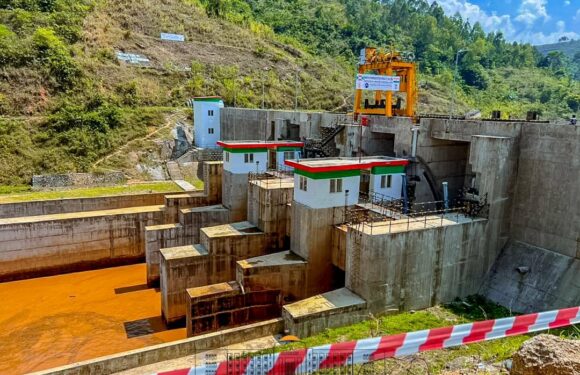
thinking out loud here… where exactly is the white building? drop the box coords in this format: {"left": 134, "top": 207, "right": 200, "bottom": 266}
{"left": 285, "top": 157, "right": 409, "bottom": 209}
{"left": 193, "top": 97, "right": 224, "bottom": 148}
{"left": 217, "top": 140, "right": 304, "bottom": 174}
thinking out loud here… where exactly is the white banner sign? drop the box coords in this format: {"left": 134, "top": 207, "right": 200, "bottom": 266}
{"left": 356, "top": 74, "right": 400, "bottom": 91}
{"left": 160, "top": 33, "right": 185, "bottom": 42}
{"left": 116, "top": 52, "right": 151, "bottom": 65}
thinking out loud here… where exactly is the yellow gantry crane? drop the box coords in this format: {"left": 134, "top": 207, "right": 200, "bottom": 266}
{"left": 353, "top": 48, "right": 418, "bottom": 119}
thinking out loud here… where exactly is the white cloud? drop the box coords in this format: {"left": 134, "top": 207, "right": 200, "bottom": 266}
{"left": 564, "top": 0, "right": 570, "bottom": 5}
{"left": 514, "top": 0, "right": 550, "bottom": 26}
{"left": 517, "top": 30, "right": 579, "bottom": 44}
{"left": 433, "top": 0, "right": 516, "bottom": 37}
{"left": 431, "top": 0, "right": 578, "bottom": 45}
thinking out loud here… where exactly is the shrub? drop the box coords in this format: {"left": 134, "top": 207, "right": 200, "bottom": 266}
{"left": 32, "top": 27, "right": 80, "bottom": 88}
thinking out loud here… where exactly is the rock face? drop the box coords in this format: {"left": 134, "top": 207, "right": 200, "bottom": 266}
{"left": 511, "top": 334, "right": 580, "bottom": 375}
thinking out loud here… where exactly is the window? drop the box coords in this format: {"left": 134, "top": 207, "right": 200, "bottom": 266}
{"left": 208, "top": 128, "right": 214, "bottom": 134}
{"left": 208, "top": 110, "right": 214, "bottom": 116}
{"left": 299, "top": 176, "right": 308, "bottom": 191}
{"left": 244, "top": 153, "right": 254, "bottom": 164}
{"left": 283, "top": 151, "right": 295, "bottom": 160}
{"left": 330, "top": 178, "right": 343, "bottom": 193}
{"left": 380, "top": 175, "right": 392, "bottom": 189}
{"left": 225, "top": 152, "right": 229, "bottom": 162}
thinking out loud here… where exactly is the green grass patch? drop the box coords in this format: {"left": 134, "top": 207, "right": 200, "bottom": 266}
{"left": 0, "top": 181, "right": 181, "bottom": 203}
{"left": 257, "top": 296, "right": 578, "bottom": 374}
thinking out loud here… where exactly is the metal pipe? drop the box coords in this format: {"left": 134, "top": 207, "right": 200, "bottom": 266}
{"left": 442, "top": 181, "right": 449, "bottom": 211}
{"left": 411, "top": 126, "right": 420, "bottom": 158}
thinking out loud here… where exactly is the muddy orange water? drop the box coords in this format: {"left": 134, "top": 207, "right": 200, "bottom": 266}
{"left": 0, "top": 264, "right": 185, "bottom": 374}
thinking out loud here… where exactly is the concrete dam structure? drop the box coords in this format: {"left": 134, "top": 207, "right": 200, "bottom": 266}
{"left": 0, "top": 106, "right": 577, "bottom": 373}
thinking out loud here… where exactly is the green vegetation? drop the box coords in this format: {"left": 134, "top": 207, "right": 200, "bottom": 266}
{"left": 0, "top": 181, "right": 181, "bottom": 203}
{"left": 0, "top": 0, "right": 578, "bottom": 186}
{"left": 262, "top": 296, "right": 578, "bottom": 373}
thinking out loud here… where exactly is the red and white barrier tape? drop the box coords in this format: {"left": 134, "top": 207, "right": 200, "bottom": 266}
{"left": 159, "top": 306, "right": 580, "bottom": 375}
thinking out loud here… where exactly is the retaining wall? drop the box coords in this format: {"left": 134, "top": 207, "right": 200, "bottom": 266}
{"left": 34, "top": 318, "right": 284, "bottom": 375}
{"left": 0, "top": 192, "right": 173, "bottom": 219}
{"left": 0, "top": 206, "right": 164, "bottom": 281}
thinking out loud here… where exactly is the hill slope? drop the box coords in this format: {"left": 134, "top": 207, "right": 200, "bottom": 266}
{"left": 536, "top": 39, "right": 580, "bottom": 58}
{"left": 0, "top": 0, "right": 578, "bottom": 187}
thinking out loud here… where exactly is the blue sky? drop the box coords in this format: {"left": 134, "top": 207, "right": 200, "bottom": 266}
{"left": 432, "top": 0, "right": 579, "bottom": 44}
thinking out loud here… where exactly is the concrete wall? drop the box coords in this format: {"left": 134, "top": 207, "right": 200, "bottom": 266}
{"left": 0, "top": 192, "right": 173, "bottom": 219}
{"left": 179, "top": 205, "right": 231, "bottom": 244}
{"left": 186, "top": 282, "right": 281, "bottom": 336}
{"left": 346, "top": 219, "right": 489, "bottom": 313}
{"left": 282, "top": 288, "right": 367, "bottom": 338}
{"left": 291, "top": 203, "right": 346, "bottom": 296}
{"left": 247, "top": 179, "right": 293, "bottom": 248}
{"left": 237, "top": 251, "right": 308, "bottom": 304}
{"left": 36, "top": 318, "right": 284, "bottom": 375}
{"left": 0, "top": 206, "right": 164, "bottom": 281}
{"left": 147, "top": 162, "right": 225, "bottom": 286}
{"left": 146, "top": 206, "right": 230, "bottom": 287}
{"left": 482, "top": 241, "right": 580, "bottom": 313}
{"left": 145, "top": 223, "right": 186, "bottom": 287}
{"left": 160, "top": 245, "right": 210, "bottom": 324}
{"left": 221, "top": 107, "right": 347, "bottom": 142}
{"left": 222, "top": 171, "right": 249, "bottom": 222}
{"left": 331, "top": 226, "right": 347, "bottom": 271}
{"left": 509, "top": 124, "right": 579, "bottom": 258}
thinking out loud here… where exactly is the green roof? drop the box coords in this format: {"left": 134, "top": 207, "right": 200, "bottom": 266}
{"left": 193, "top": 97, "right": 223, "bottom": 102}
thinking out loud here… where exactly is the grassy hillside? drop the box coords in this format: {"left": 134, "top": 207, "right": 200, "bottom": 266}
{"left": 0, "top": 0, "right": 578, "bottom": 187}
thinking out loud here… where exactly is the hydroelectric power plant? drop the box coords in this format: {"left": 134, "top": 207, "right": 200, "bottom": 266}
{"left": 0, "top": 89, "right": 578, "bottom": 373}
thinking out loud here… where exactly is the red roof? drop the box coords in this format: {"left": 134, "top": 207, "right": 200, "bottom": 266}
{"left": 217, "top": 141, "right": 304, "bottom": 149}
{"left": 285, "top": 158, "right": 408, "bottom": 173}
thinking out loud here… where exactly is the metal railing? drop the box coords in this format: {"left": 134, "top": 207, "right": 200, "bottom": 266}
{"left": 346, "top": 191, "right": 488, "bottom": 235}
{"left": 247, "top": 165, "right": 295, "bottom": 183}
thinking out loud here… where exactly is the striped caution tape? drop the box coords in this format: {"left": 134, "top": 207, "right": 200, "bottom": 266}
{"left": 159, "top": 306, "right": 580, "bottom": 375}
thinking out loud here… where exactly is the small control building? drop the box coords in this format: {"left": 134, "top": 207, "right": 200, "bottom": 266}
{"left": 285, "top": 157, "right": 409, "bottom": 209}
{"left": 217, "top": 140, "right": 304, "bottom": 221}
{"left": 193, "top": 97, "right": 224, "bottom": 148}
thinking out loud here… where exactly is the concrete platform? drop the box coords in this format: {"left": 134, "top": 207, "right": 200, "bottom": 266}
{"left": 282, "top": 288, "right": 367, "bottom": 338}
{"left": 237, "top": 251, "right": 307, "bottom": 303}
{"left": 355, "top": 213, "right": 485, "bottom": 235}
{"left": 0, "top": 204, "right": 164, "bottom": 225}
{"left": 160, "top": 245, "right": 210, "bottom": 324}
{"left": 201, "top": 221, "right": 261, "bottom": 237}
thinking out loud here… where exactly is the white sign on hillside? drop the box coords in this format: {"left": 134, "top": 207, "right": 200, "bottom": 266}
{"left": 356, "top": 74, "right": 400, "bottom": 91}
{"left": 160, "top": 33, "right": 185, "bottom": 42}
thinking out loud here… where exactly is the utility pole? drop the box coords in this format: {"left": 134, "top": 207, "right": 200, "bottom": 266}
{"left": 450, "top": 49, "right": 468, "bottom": 119}
{"left": 261, "top": 67, "right": 269, "bottom": 110}
{"left": 294, "top": 69, "right": 299, "bottom": 110}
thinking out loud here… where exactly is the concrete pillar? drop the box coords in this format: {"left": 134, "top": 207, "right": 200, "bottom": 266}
{"left": 290, "top": 203, "right": 346, "bottom": 296}
{"left": 145, "top": 224, "right": 185, "bottom": 286}
{"left": 469, "top": 135, "right": 518, "bottom": 259}
{"left": 247, "top": 178, "right": 293, "bottom": 249}
{"left": 222, "top": 171, "right": 249, "bottom": 222}
{"left": 160, "top": 245, "right": 210, "bottom": 325}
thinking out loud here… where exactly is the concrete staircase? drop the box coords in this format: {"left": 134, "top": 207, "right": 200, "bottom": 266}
{"left": 166, "top": 161, "right": 184, "bottom": 180}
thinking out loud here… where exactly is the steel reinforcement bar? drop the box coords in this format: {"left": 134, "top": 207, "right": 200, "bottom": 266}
{"left": 156, "top": 306, "right": 580, "bottom": 375}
